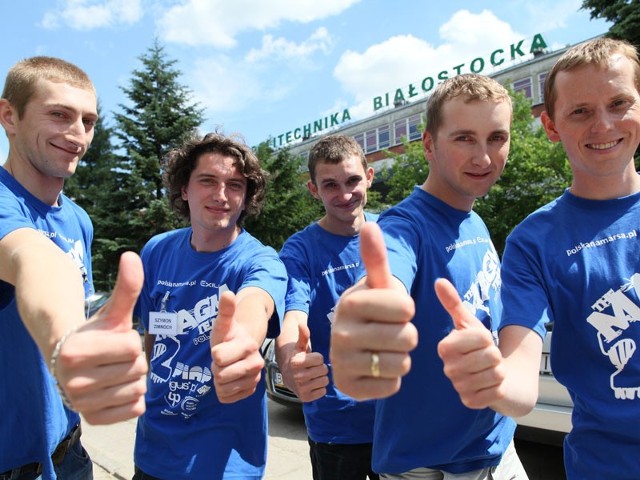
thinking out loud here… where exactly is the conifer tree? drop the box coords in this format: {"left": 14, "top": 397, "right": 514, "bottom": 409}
{"left": 112, "top": 39, "right": 204, "bottom": 263}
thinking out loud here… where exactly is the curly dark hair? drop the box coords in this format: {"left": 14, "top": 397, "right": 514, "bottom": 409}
{"left": 163, "top": 131, "right": 267, "bottom": 226}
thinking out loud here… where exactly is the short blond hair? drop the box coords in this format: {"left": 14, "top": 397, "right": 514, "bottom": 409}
{"left": 544, "top": 37, "right": 640, "bottom": 119}
{"left": 426, "top": 73, "right": 512, "bottom": 136}
{"left": 2, "top": 56, "right": 95, "bottom": 118}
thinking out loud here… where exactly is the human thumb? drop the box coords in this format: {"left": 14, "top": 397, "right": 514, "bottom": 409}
{"left": 295, "top": 322, "right": 311, "bottom": 353}
{"left": 361, "top": 222, "right": 393, "bottom": 289}
{"left": 93, "top": 251, "right": 143, "bottom": 332}
{"left": 210, "top": 290, "right": 237, "bottom": 346}
{"left": 434, "top": 278, "right": 483, "bottom": 330}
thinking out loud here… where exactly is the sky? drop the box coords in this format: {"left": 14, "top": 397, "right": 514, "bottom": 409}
{"left": 0, "top": 0, "right": 612, "bottom": 163}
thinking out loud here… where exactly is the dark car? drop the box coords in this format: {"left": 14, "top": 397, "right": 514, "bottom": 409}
{"left": 85, "top": 291, "right": 144, "bottom": 334}
{"left": 262, "top": 338, "right": 302, "bottom": 407}
{"left": 85, "top": 291, "right": 110, "bottom": 317}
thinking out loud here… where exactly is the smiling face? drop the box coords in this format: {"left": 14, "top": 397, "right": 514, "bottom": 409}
{"left": 541, "top": 54, "right": 640, "bottom": 199}
{"left": 422, "top": 96, "right": 511, "bottom": 211}
{"left": 0, "top": 78, "right": 97, "bottom": 203}
{"left": 181, "top": 152, "right": 247, "bottom": 251}
{"left": 307, "top": 155, "right": 374, "bottom": 236}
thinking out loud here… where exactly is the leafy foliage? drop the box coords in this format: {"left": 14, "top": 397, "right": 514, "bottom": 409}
{"left": 70, "top": 41, "right": 204, "bottom": 288}
{"left": 581, "top": 0, "right": 640, "bottom": 48}
{"left": 245, "top": 143, "right": 323, "bottom": 250}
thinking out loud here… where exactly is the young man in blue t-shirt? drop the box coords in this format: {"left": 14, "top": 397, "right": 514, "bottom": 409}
{"left": 133, "top": 132, "right": 287, "bottom": 479}
{"left": 0, "top": 56, "right": 147, "bottom": 480}
{"left": 277, "top": 134, "right": 378, "bottom": 480}
{"left": 436, "top": 38, "right": 640, "bottom": 480}
{"left": 330, "top": 75, "right": 528, "bottom": 479}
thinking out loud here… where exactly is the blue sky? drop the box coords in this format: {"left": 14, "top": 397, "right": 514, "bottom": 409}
{"left": 1, "top": 0, "right": 611, "bottom": 163}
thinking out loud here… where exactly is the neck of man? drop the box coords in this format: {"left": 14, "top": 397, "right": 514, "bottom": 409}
{"left": 189, "top": 225, "right": 240, "bottom": 253}
{"left": 318, "top": 212, "right": 366, "bottom": 237}
{"left": 3, "top": 159, "right": 63, "bottom": 206}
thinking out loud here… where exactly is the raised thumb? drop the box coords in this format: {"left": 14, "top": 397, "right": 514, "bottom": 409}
{"left": 210, "top": 290, "right": 237, "bottom": 346}
{"left": 295, "top": 322, "right": 311, "bottom": 353}
{"left": 434, "top": 278, "right": 482, "bottom": 330}
{"left": 361, "top": 223, "right": 393, "bottom": 290}
{"left": 94, "top": 251, "right": 143, "bottom": 332}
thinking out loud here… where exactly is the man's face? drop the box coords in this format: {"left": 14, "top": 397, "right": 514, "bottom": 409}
{"left": 423, "top": 96, "right": 511, "bottom": 211}
{"left": 181, "top": 152, "right": 247, "bottom": 235}
{"left": 541, "top": 54, "right": 640, "bottom": 198}
{"left": 307, "top": 155, "right": 374, "bottom": 228}
{"left": 1, "top": 79, "right": 97, "bottom": 180}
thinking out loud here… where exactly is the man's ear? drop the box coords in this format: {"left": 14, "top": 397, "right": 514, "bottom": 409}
{"left": 307, "top": 179, "right": 320, "bottom": 200}
{"left": 0, "top": 99, "right": 18, "bottom": 134}
{"left": 422, "top": 130, "right": 435, "bottom": 162}
{"left": 541, "top": 111, "right": 561, "bottom": 143}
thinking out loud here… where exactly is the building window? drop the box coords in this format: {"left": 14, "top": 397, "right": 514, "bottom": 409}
{"left": 513, "top": 77, "right": 532, "bottom": 99}
{"left": 407, "top": 114, "right": 422, "bottom": 141}
{"left": 393, "top": 118, "right": 408, "bottom": 145}
{"left": 353, "top": 133, "right": 365, "bottom": 152}
{"left": 378, "top": 124, "right": 390, "bottom": 150}
{"left": 538, "top": 72, "right": 547, "bottom": 103}
{"left": 366, "top": 129, "right": 377, "bottom": 153}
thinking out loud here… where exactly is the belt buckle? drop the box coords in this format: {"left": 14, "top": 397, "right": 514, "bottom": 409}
{"left": 52, "top": 423, "right": 82, "bottom": 465}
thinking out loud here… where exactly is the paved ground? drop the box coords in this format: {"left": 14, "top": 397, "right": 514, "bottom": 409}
{"left": 84, "top": 400, "right": 311, "bottom": 480}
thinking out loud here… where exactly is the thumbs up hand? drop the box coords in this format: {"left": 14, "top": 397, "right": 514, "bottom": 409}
{"left": 54, "top": 251, "right": 148, "bottom": 425}
{"left": 435, "top": 278, "right": 506, "bottom": 409}
{"left": 210, "top": 291, "right": 265, "bottom": 404}
{"left": 330, "top": 222, "right": 417, "bottom": 400}
{"left": 276, "top": 317, "right": 329, "bottom": 402}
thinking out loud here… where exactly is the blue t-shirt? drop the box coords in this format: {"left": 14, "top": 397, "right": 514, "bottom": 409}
{"left": 0, "top": 168, "right": 93, "bottom": 479}
{"left": 134, "top": 227, "right": 287, "bottom": 479}
{"left": 373, "top": 187, "right": 515, "bottom": 474}
{"left": 279, "top": 214, "right": 377, "bottom": 444}
{"left": 501, "top": 189, "right": 640, "bottom": 480}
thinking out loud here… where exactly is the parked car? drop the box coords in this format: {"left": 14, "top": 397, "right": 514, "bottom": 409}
{"left": 84, "top": 291, "right": 144, "bottom": 334}
{"left": 262, "top": 338, "right": 302, "bottom": 408}
{"left": 85, "top": 291, "right": 110, "bottom": 317}
{"left": 263, "top": 325, "right": 574, "bottom": 445}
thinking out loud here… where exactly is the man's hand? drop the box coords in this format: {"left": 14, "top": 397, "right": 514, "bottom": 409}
{"left": 53, "top": 251, "right": 148, "bottom": 425}
{"left": 279, "top": 322, "right": 329, "bottom": 402}
{"left": 435, "top": 278, "right": 506, "bottom": 409}
{"left": 330, "top": 222, "right": 417, "bottom": 400}
{"left": 210, "top": 291, "right": 265, "bottom": 403}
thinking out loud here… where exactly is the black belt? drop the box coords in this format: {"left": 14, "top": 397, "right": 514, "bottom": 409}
{"left": 0, "top": 424, "right": 82, "bottom": 479}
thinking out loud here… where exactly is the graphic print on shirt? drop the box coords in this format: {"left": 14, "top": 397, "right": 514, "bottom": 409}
{"left": 586, "top": 273, "right": 640, "bottom": 400}
{"left": 151, "top": 284, "right": 229, "bottom": 417}
{"left": 461, "top": 248, "right": 501, "bottom": 321}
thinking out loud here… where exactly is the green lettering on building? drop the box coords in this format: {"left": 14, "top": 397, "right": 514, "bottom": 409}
{"left": 269, "top": 33, "right": 547, "bottom": 148}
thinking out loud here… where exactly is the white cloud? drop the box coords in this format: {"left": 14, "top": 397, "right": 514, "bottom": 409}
{"left": 333, "top": 9, "right": 524, "bottom": 120}
{"left": 188, "top": 54, "right": 290, "bottom": 115}
{"left": 245, "top": 27, "right": 333, "bottom": 63}
{"left": 158, "top": 0, "right": 360, "bottom": 48}
{"left": 41, "top": 0, "right": 142, "bottom": 30}
{"left": 189, "top": 26, "right": 335, "bottom": 116}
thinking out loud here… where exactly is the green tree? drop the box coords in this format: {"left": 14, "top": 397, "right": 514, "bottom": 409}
{"left": 245, "top": 143, "right": 323, "bottom": 250}
{"left": 380, "top": 135, "right": 429, "bottom": 206}
{"left": 111, "top": 40, "right": 204, "bottom": 267}
{"left": 64, "top": 104, "right": 125, "bottom": 290}
{"left": 581, "top": 0, "right": 640, "bottom": 48}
